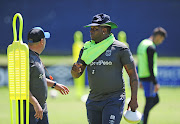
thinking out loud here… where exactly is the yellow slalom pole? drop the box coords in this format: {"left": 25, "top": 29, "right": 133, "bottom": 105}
{"left": 10, "top": 100, "right": 13, "bottom": 124}
{"left": 7, "top": 13, "right": 29, "bottom": 124}
{"left": 118, "top": 31, "right": 130, "bottom": 102}
{"left": 20, "top": 100, "right": 24, "bottom": 124}
{"left": 118, "top": 31, "right": 129, "bottom": 47}
{"left": 16, "top": 100, "right": 19, "bottom": 124}
{"left": 72, "top": 31, "right": 85, "bottom": 99}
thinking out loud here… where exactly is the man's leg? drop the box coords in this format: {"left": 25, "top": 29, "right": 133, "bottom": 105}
{"left": 143, "top": 94, "right": 159, "bottom": 124}
{"left": 86, "top": 98, "right": 102, "bottom": 124}
{"left": 102, "top": 97, "right": 125, "bottom": 124}
{"left": 142, "top": 81, "right": 159, "bottom": 124}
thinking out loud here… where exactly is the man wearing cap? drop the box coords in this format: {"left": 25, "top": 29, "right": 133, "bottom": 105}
{"left": 28, "top": 27, "right": 69, "bottom": 124}
{"left": 137, "top": 27, "right": 167, "bottom": 124}
{"left": 71, "top": 13, "right": 139, "bottom": 124}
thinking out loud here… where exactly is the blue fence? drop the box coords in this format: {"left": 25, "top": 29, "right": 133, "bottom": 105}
{"left": 157, "top": 66, "right": 180, "bottom": 86}
{"left": 1, "top": 66, "right": 180, "bottom": 87}
{"left": 0, "top": 0, "right": 180, "bottom": 56}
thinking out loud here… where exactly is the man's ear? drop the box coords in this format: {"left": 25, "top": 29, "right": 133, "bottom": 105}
{"left": 40, "top": 38, "right": 44, "bottom": 45}
{"left": 102, "top": 28, "right": 108, "bottom": 34}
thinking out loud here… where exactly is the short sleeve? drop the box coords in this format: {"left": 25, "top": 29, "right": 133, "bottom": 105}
{"left": 77, "top": 48, "right": 87, "bottom": 66}
{"left": 29, "top": 57, "right": 35, "bottom": 74}
{"left": 120, "top": 48, "right": 134, "bottom": 66}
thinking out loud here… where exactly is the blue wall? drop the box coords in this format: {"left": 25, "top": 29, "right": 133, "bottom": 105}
{"left": 0, "top": 0, "right": 180, "bottom": 56}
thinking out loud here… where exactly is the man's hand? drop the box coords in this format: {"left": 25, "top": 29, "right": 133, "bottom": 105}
{"left": 128, "top": 98, "right": 138, "bottom": 112}
{"left": 54, "top": 83, "right": 70, "bottom": 95}
{"left": 71, "top": 63, "right": 86, "bottom": 78}
{"left": 154, "top": 83, "right": 160, "bottom": 93}
{"left": 72, "top": 63, "right": 83, "bottom": 73}
{"left": 33, "top": 102, "right": 43, "bottom": 120}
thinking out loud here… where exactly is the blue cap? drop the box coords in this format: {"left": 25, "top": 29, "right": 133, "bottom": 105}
{"left": 28, "top": 27, "right": 50, "bottom": 43}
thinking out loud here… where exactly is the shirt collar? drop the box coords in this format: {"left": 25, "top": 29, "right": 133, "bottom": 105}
{"left": 30, "top": 49, "right": 40, "bottom": 56}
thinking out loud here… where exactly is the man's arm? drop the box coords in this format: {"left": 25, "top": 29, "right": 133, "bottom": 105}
{"left": 46, "top": 78, "right": 69, "bottom": 95}
{"left": 147, "top": 46, "right": 157, "bottom": 84}
{"left": 124, "top": 61, "right": 139, "bottom": 111}
{"left": 71, "top": 48, "right": 87, "bottom": 78}
{"left": 29, "top": 91, "right": 43, "bottom": 120}
{"left": 147, "top": 46, "right": 160, "bottom": 92}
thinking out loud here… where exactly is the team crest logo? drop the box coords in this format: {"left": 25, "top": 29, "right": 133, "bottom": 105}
{"left": 105, "top": 50, "right": 111, "bottom": 56}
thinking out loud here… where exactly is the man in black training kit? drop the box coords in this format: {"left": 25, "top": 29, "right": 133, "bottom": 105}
{"left": 71, "top": 13, "right": 139, "bottom": 124}
{"left": 137, "top": 27, "right": 167, "bottom": 124}
{"left": 28, "top": 27, "right": 69, "bottom": 124}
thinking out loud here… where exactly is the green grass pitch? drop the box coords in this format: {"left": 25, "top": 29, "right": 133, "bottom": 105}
{"left": 1, "top": 54, "right": 180, "bottom": 123}
{"left": 0, "top": 86, "right": 180, "bottom": 124}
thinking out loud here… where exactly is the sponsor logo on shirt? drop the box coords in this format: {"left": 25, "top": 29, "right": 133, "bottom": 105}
{"left": 90, "top": 60, "right": 113, "bottom": 66}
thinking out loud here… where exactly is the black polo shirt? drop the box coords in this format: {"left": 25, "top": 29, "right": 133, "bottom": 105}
{"left": 29, "top": 50, "right": 48, "bottom": 113}
{"left": 78, "top": 40, "right": 134, "bottom": 101}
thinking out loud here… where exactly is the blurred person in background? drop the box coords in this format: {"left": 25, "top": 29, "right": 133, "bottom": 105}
{"left": 27, "top": 27, "right": 69, "bottom": 124}
{"left": 71, "top": 13, "right": 139, "bottom": 124}
{"left": 137, "top": 27, "right": 167, "bottom": 124}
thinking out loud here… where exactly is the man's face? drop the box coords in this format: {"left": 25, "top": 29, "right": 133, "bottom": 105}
{"left": 90, "top": 26, "right": 104, "bottom": 42}
{"left": 153, "top": 35, "right": 165, "bottom": 45}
